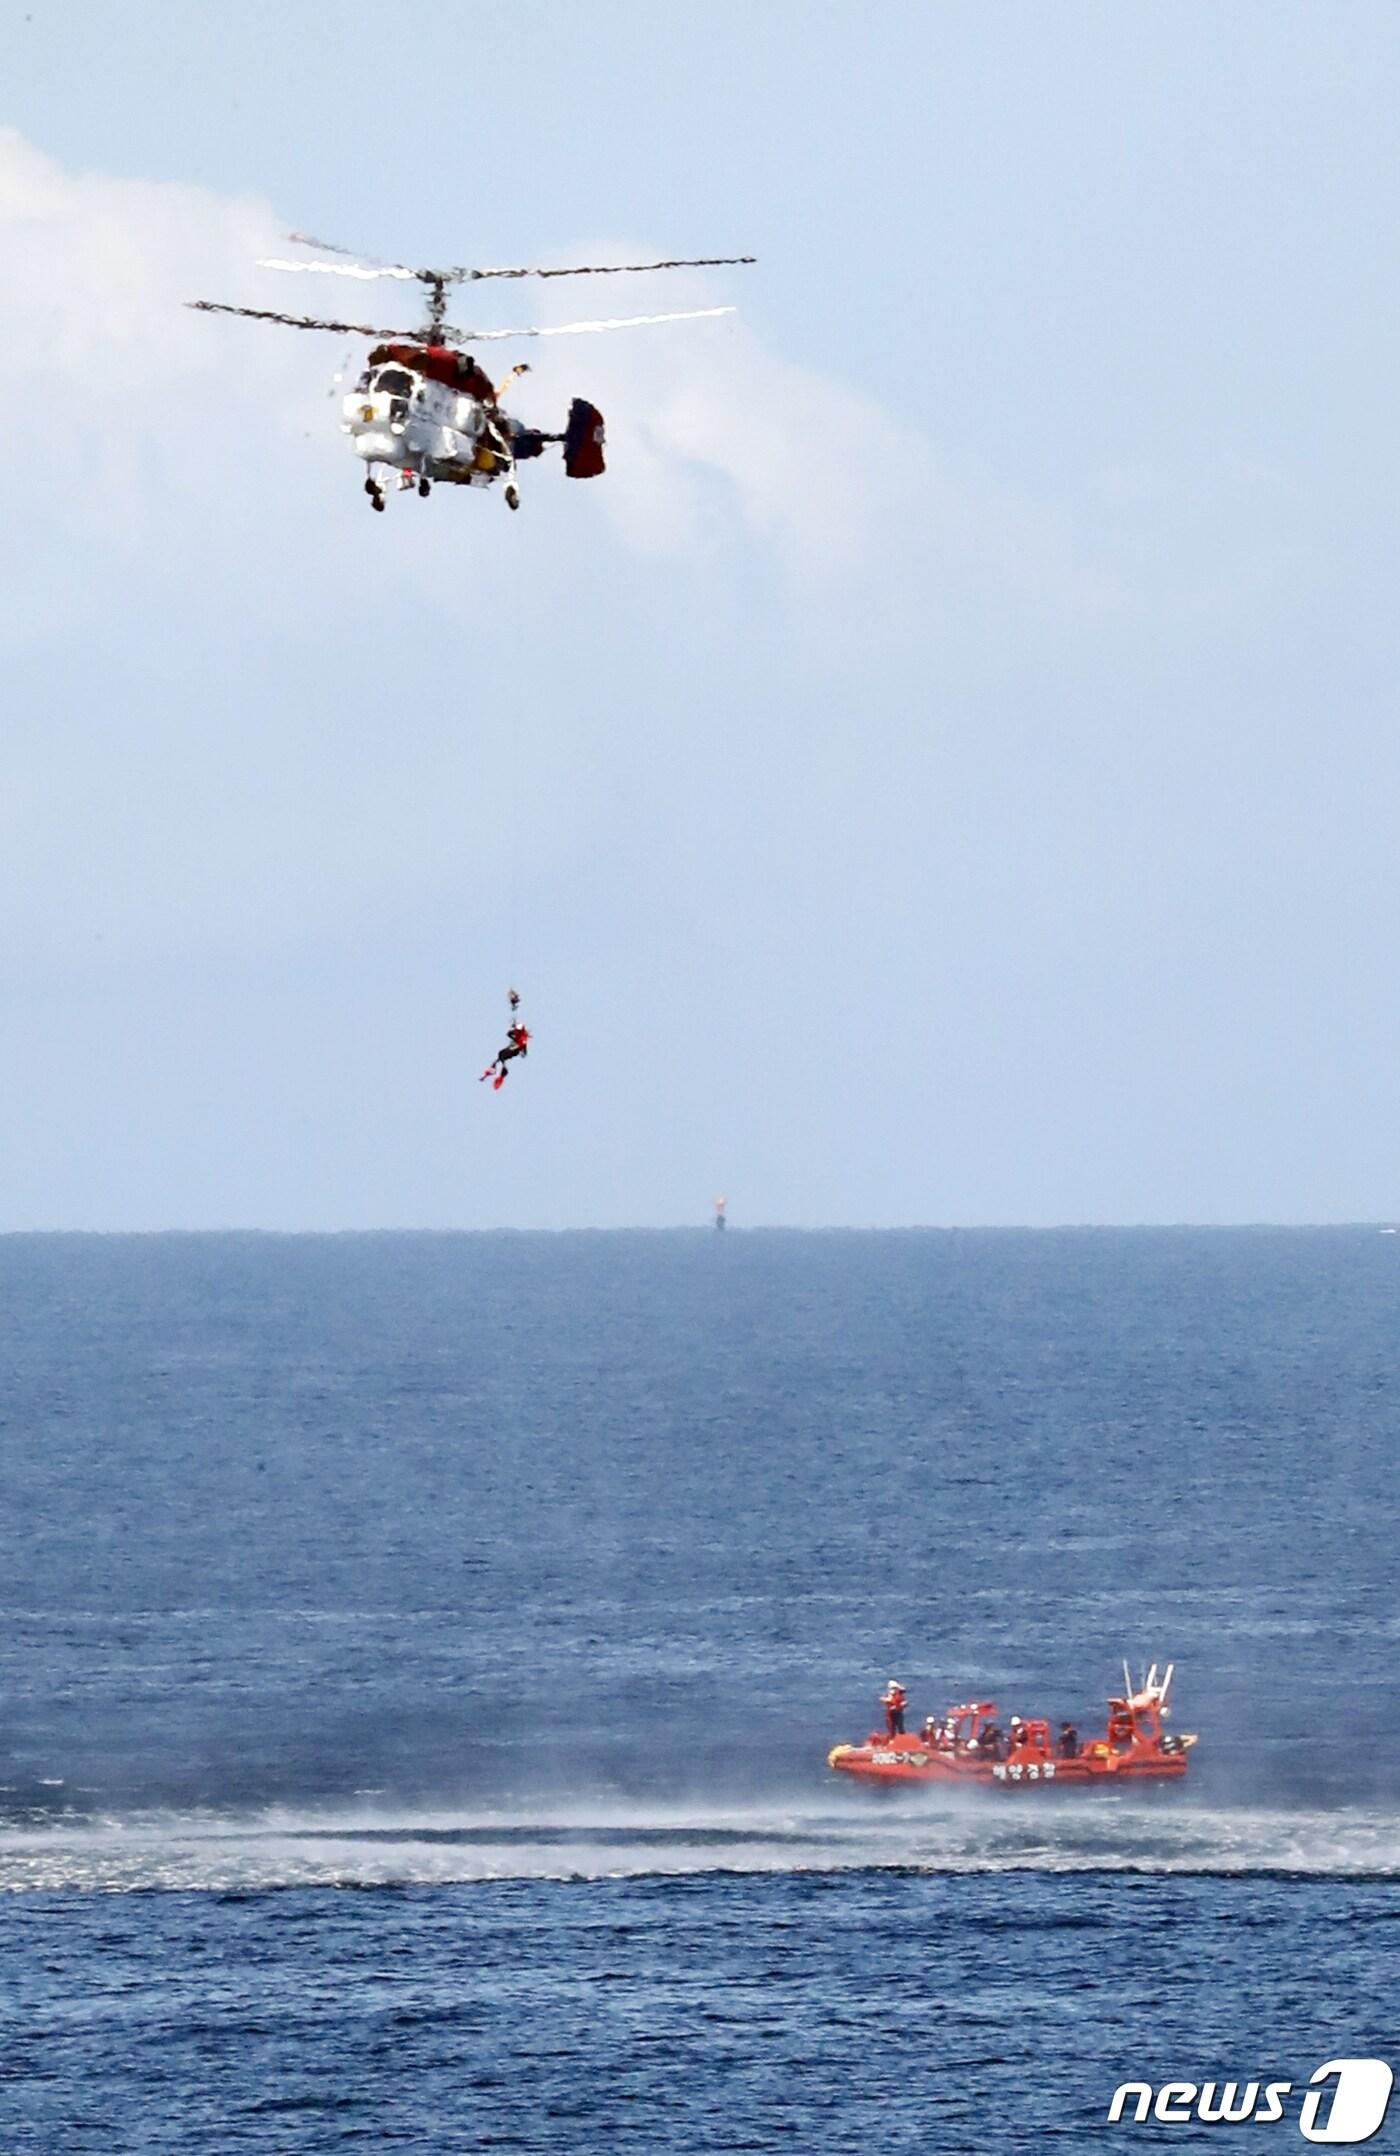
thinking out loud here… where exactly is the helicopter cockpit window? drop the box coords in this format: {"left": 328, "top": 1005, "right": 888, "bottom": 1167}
{"left": 374, "top": 369, "right": 414, "bottom": 397}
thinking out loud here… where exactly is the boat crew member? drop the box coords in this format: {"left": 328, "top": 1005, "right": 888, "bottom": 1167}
{"left": 920, "top": 1715, "right": 940, "bottom": 1750}
{"left": 1058, "top": 1721, "right": 1079, "bottom": 1759}
{"left": 881, "top": 1680, "right": 907, "bottom": 1737}
{"left": 1009, "top": 1715, "right": 1028, "bottom": 1749}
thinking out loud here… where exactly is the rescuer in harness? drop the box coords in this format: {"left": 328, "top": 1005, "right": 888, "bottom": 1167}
{"left": 880, "top": 1680, "right": 907, "bottom": 1737}
{"left": 481, "top": 990, "right": 530, "bottom": 1091}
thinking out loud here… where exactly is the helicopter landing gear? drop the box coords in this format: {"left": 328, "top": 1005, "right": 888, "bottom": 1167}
{"left": 505, "top": 483, "right": 520, "bottom": 512}
{"left": 418, "top": 477, "right": 431, "bottom": 499}
{"left": 364, "top": 476, "right": 386, "bottom": 513}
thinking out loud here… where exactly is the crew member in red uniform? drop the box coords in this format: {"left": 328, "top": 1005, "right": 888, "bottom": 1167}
{"left": 881, "top": 1680, "right": 907, "bottom": 1737}
{"left": 481, "top": 1016, "right": 531, "bottom": 1090}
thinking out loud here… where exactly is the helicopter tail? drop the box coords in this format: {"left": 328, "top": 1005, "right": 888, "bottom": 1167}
{"left": 563, "top": 399, "right": 606, "bottom": 479}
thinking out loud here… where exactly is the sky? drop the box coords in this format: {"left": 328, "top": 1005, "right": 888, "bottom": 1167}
{"left": 3, "top": 0, "right": 1400, "bottom": 1229}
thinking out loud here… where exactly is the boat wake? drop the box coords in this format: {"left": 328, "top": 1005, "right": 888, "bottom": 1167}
{"left": 3, "top": 1796, "right": 1399, "bottom": 1891}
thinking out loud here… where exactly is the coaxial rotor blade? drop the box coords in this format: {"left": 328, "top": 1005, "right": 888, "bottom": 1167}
{"left": 445, "top": 305, "right": 737, "bottom": 343}
{"left": 285, "top": 233, "right": 421, "bottom": 273}
{"left": 186, "top": 300, "right": 409, "bottom": 336}
{"left": 258, "top": 257, "right": 421, "bottom": 283}
{"left": 261, "top": 253, "right": 757, "bottom": 285}
{"left": 444, "top": 255, "right": 756, "bottom": 282}
{"left": 188, "top": 296, "right": 739, "bottom": 340}
{"left": 287, "top": 230, "right": 368, "bottom": 258}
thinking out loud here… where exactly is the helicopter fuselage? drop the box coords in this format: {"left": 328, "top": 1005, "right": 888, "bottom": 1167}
{"left": 343, "top": 362, "right": 514, "bottom": 492}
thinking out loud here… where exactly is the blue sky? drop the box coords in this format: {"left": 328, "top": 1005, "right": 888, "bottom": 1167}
{"left": 4, "top": 2, "right": 1400, "bottom": 1227}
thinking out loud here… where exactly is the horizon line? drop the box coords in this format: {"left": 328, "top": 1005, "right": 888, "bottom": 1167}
{"left": 1, "top": 1221, "right": 1395, "bottom": 1239}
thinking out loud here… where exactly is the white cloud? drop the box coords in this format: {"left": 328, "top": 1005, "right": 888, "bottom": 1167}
{"left": 547, "top": 313, "right": 930, "bottom": 573}
{"left": 0, "top": 130, "right": 301, "bottom": 476}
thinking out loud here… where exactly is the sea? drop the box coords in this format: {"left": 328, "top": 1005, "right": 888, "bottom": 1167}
{"left": 1, "top": 1227, "right": 1397, "bottom": 2152}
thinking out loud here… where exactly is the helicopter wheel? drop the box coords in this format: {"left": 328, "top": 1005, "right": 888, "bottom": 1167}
{"left": 418, "top": 478, "right": 431, "bottom": 499}
{"left": 505, "top": 484, "right": 520, "bottom": 512}
{"left": 372, "top": 493, "right": 385, "bottom": 512}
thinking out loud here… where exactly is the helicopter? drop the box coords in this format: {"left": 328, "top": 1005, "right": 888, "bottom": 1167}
{"left": 188, "top": 234, "right": 754, "bottom": 511}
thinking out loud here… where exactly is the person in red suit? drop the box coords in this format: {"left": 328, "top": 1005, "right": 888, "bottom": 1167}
{"left": 881, "top": 1680, "right": 907, "bottom": 1737}
{"left": 481, "top": 992, "right": 531, "bottom": 1091}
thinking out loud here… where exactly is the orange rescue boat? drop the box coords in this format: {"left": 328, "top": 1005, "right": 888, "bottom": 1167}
{"left": 829, "top": 1662, "right": 1197, "bottom": 1791}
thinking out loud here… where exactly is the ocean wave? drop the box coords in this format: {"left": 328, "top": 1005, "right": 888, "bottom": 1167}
{"left": 3, "top": 1797, "right": 1399, "bottom": 1892}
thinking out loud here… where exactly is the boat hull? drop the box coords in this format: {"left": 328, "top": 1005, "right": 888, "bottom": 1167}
{"left": 827, "top": 1735, "right": 1189, "bottom": 1791}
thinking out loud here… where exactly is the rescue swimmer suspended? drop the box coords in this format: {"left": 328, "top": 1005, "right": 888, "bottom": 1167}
{"left": 188, "top": 233, "right": 754, "bottom": 511}
{"left": 480, "top": 988, "right": 529, "bottom": 1092}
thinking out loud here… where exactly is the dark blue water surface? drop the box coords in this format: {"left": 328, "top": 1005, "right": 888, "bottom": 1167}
{"left": 1, "top": 1230, "right": 1397, "bottom": 2151}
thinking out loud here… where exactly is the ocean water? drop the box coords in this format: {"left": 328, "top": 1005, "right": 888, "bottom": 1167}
{"left": 1, "top": 1228, "right": 1397, "bottom": 2151}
